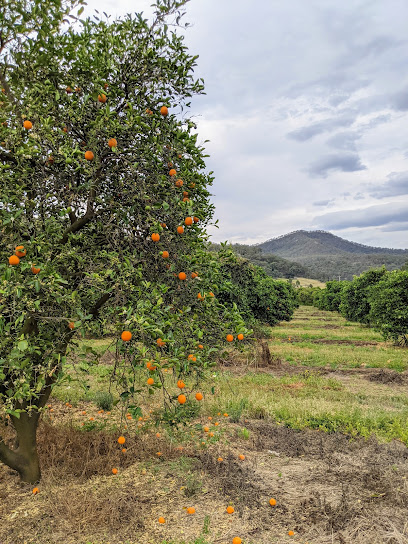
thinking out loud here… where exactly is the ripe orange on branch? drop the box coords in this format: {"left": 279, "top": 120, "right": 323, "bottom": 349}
{"left": 185, "top": 217, "right": 193, "bottom": 226}
{"left": 175, "top": 179, "right": 183, "bottom": 187}
{"left": 237, "top": 334, "right": 244, "bottom": 341}
{"left": 68, "top": 322, "right": 75, "bottom": 330}
{"left": 9, "top": 255, "right": 20, "bottom": 265}
{"left": 178, "top": 394, "right": 186, "bottom": 404}
{"left": 226, "top": 334, "right": 234, "bottom": 342}
{"left": 147, "top": 377, "right": 154, "bottom": 385}
{"left": 160, "top": 105, "right": 168, "bottom": 116}
{"left": 195, "top": 392, "right": 203, "bottom": 401}
{"left": 151, "top": 233, "right": 160, "bottom": 242}
{"left": 178, "top": 272, "right": 186, "bottom": 280}
{"left": 84, "top": 150, "right": 94, "bottom": 161}
{"left": 23, "top": 120, "right": 32, "bottom": 130}
{"left": 177, "top": 380, "right": 185, "bottom": 389}
{"left": 31, "top": 265, "right": 41, "bottom": 274}
{"left": 169, "top": 168, "right": 176, "bottom": 177}
{"left": 15, "top": 245, "right": 26, "bottom": 257}
{"left": 162, "top": 251, "right": 169, "bottom": 259}
{"left": 121, "top": 330, "right": 132, "bottom": 341}
{"left": 108, "top": 138, "right": 117, "bottom": 148}
{"left": 98, "top": 94, "right": 107, "bottom": 103}
{"left": 177, "top": 226, "right": 184, "bottom": 234}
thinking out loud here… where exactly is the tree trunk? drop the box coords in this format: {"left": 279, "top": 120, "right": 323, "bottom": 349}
{"left": 0, "top": 412, "right": 41, "bottom": 483}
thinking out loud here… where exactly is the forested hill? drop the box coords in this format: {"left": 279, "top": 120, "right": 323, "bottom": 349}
{"left": 257, "top": 230, "right": 408, "bottom": 258}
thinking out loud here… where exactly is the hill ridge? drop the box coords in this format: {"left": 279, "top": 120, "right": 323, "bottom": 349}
{"left": 257, "top": 230, "right": 408, "bottom": 257}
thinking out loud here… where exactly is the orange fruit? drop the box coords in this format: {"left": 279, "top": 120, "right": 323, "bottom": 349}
{"left": 160, "top": 222, "right": 167, "bottom": 228}
{"left": 31, "top": 265, "right": 41, "bottom": 274}
{"left": 63, "top": 126, "right": 68, "bottom": 133}
{"left": 162, "top": 251, "right": 169, "bottom": 259}
{"left": 75, "top": 87, "right": 81, "bottom": 93}
{"left": 156, "top": 432, "right": 161, "bottom": 438}
{"left": 147, "top": 377, "right": 154, "bottom": 385}
{"left": 209, "top": 292, "right": 215, "bottom": 297}
{"left": 217, "top": 457, "right": 223, "bottom": 462}
{"left": 182, "top": 197, "right": 189, "bottom": 202}
{"left": 169, "top": 168, "right": 176, "bottom": 176}
{"left": 214, "top": 422, "right": 219, "bottom": 426}
{"left": 193, "top": 216, "right": 199, "bottom": 223}
{"left": 178, "top": 394, "right": 186, "bottom": 404}
{"left": 68, "top": 322, "right": 75, "bottom": 330}
{"left": 226, "top": 334, "right": 234, "bottom": 342}
{"left": 197, "top": 293, "right": 203, "bottom": 300}
{"left": 66, "top": 86, "right": 72, "bottom": 93}
{"left": 237, "top": 334, "right": 244, "bottom": 341}
{"left": 187, "top": 507, "right": 195, "bottom": 514}
{"left": 9, "top": 255, "right": 20, "bottom": 266}
{"left": 98, "top": 94, "right": 107, "bottom": 103}
{"left": 195, "top": 392, "right": 203, "bottom": 401}
{"left": 185, "top": 217, "right": 193, "bottom": 226}
{"left": 178, "top": 272, "right": 186, "bottom": 280}
{"left": 177, "top": 380, "right": 185, "bottom": 389}
{"left": 226, "top": 506, "right": 234, "bottom": 514}
{"left": 269, "top": 498, "right": 277, "bottom": 506}
{"left": 84, "top": 150, "right": 94, "bottom": 161}
{"left": 239, "top": 454, "right": 245, "bottom": 460}
{"left": 160, "top": 106, "right": 168, "bottom": 116}
{"left": 104, "top": 83, "right": 109, "bottom": 90}
{"left": 232, "top": 538, "right": 242, "bottom": 544}
{"left": 183, "top": 191, "right": 189, "bottom": 197}
{"left": 175, "top": 179, "right": 183, "bottom": 187}
{"left": 288, "top": 531, "right": 295, "bottom": 536}
{"left": 156, "top": 338, "right": 165, "bottom": 346}
{"left": 177, "top": 226, "right": 184, "bottom": 234}
{"left": 158, "top": 516, "right": 166, "bottom": 524}
{"left": 122, "top": 448, "right": 127, "bottom": 453}
{"left": 112, "top": 468, "right": 118, "bottom": 475}
{"left": 108, "top": 138, "right": 117, "bottom": 148}
{"left": 15, "top": 245, "right": 26, "bottom": 257}
{"left": 32, "top": 487, "right": 39, "bottom": 495}
{"left": 198, "top": 344, "right": 203, "bottom": 349}
{"left": 121, "top": 330, "right": 132, "bottom": 341}
{"left": 118, "top": 436, "right": 126, "bottom": 445}
{"left": 223, "top": 413, "right": 228, "bottom": 417}
{"left": 151, "top": 233, "right": 160, "bottom": 242}
{"left": 23, "top": 120, "right": 32, "bottom": 130}
{"left": 156, "top": 451, "right": 162, "bottom": 456}
{"left": 191, "top": 272, "right": 198, "bottom": 279}
{"left": 187, "top": 354, "right": 194, "bottom": 360}
{"left": 203, "top": 426, "right": 209, "bottom": 432}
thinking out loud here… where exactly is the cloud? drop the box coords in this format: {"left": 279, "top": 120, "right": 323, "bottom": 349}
{"left": 313, "top": 199, "right": 335, "bottom": 207}
{"left": 314, "top": 202, "right": 408, "bottom": 230}
{"left": 327, "top": 131, "right": 361, "bottom": 151}
{"left": 391, "top": 87, "right": 408, "bottom": 111}
{"left": 307, "top": 153, "right": 367, "bottom": 178}
{"left": 287, "top": 114, "right": 355, "bottom": 142}
{"left": 381, "top": 222, "right": 408, "bottom": 232}
{"left": 368, "top": 171, "right": 408, "bottom": 198}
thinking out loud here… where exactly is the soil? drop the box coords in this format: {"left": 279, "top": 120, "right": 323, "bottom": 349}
{"left": 2, "top": 415, "right": 408, "bottom": 544}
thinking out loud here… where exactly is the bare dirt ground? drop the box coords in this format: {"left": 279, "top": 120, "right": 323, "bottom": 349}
{"left": 1, "top": 414, "right": 407, "bottom": 544}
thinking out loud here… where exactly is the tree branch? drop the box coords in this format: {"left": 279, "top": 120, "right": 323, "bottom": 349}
{"left": 90, "top": 292, "right": 112, "bottom": 317}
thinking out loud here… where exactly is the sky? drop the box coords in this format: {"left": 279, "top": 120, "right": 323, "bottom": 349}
{"left": 83, "top": 0, "right": 408, "bottom": 249}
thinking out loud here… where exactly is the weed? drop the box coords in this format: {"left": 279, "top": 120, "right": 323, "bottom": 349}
{"left": 94, "top": 390, "right": 114, "bottom": 411}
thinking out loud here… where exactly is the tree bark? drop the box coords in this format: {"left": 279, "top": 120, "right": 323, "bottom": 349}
{"left": 0, "top": 412, "right": 41, "bottom": 483}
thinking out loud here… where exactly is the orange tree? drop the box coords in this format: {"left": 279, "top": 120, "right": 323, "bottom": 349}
{"left": 0, "top": 0, "right": 248, "bottom": 482}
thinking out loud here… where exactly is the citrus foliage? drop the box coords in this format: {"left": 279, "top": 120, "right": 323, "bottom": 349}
{"left": 0, "top": 0, "right": 255, "bottom": 482}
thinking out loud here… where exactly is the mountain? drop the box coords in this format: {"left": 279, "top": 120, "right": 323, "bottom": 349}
{"left": 255, "top": 230, "right": 408, "bottom": 281}
{"left": 258, "top": 230, "right": 408, "bottom": 258}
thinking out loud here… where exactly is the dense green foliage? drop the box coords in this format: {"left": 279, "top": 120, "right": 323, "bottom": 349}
{"left": 369, "top": 270, "right": 408, "bottom": 344}
{"left": 303, "top": 267, "right": 408, "bottom": 344}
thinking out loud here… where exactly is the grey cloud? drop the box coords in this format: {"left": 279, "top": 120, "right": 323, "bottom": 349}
{"left": 392, "top": 88, "right": 408, "bottom": 111}
{"left": 314, "top": 202, "right": 408, "bottom": 230}
{"left": 308, "top": 153, "right": 367, "bottom": 178}
{"left": 327, "top": 131, "right": 361, "bottom": 151}
{"left": 313, "top": 199, "right": 334, "bottom": 207}
{"left": 368, "top": 171, "right": 408, "bottom": 198}
{"left": 287, "top": 114, "right": 355, "bottom": 142}
{"left": 353, "top": 192, "right": 365, "bottom": 200}
{"left": 381, "top": 222, "right": 408, "bottom": 232}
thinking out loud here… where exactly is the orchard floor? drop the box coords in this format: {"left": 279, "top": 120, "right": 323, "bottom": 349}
{"left": 1, "top": 306, "right": 408, "bottom": 544}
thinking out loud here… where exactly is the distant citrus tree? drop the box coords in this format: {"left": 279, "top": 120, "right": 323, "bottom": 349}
{"left": 0, "top": 0, "right": 248, "bottom": 483}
